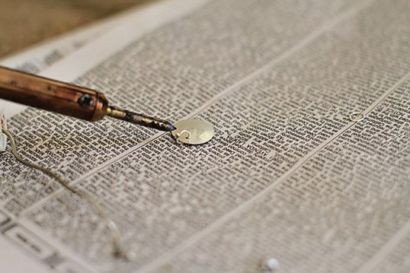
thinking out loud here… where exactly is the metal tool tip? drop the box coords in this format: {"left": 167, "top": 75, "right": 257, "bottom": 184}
{"left": 166, "top": 123, "right": 177, "bottom": 132}
{"left": 107, "top": 105, "right": 177, "bottom": 132}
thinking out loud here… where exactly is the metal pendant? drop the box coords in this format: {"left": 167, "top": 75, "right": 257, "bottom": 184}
{"left": 171, "top": 119, "right": 214, "bottom": 145}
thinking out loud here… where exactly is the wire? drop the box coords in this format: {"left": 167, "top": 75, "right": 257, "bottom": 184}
{"left": 1, "top": 128, "right": 128, "bottom": 260}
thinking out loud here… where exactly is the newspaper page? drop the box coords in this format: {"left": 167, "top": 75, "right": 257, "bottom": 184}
{"left": 1, "top": 0, "right": 410, "bottom": 272}
{"left": 0, "top": 0, "right": 208, "bottom": 272}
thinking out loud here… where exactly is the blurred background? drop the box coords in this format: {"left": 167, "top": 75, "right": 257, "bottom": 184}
{"left": 0, "top": 0, "right": 155, "bottom": 58}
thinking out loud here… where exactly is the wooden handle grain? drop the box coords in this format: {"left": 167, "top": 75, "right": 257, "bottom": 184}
{"left": 0, "top": 66, "right": 108, "bottom": 121}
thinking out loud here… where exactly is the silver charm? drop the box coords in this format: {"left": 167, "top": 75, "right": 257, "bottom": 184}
{"left": 171, "top": 119, "right": 214, "bottom": 145}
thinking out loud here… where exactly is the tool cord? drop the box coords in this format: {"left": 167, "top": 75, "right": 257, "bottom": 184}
{"left": 2, "top": 128, "right": 128, "bottom": 260}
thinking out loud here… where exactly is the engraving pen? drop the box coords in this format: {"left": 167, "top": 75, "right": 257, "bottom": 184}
{"left": 0, "top": 66, "right": 176, "bottom": 131}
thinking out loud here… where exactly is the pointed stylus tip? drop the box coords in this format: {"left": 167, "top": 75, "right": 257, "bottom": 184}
{"left": 166, "top": 123, "right": 177, "bottom": 131}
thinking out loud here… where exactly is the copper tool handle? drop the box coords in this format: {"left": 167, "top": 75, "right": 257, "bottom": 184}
{"left": 0, "top": 66, "right": 108, "bottom": 121}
